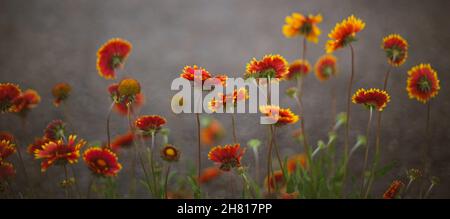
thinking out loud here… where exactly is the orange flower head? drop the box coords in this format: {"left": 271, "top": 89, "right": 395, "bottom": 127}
{"left": 208, "top": 88, "right": 248, "bottom": 112}
{"left": 180, "top": 65, "right": 212, "bottom": 83}
{"left": 0, "top": 83, "right": 21, "bottom": 113}
{"left": 161, "top": 144, "right": 180, "bottom": 162}
{"left": 27, "top": 137, "right": 51, "bottom": 154}
{"left": 34, "top": 135, "right": 86, "bottom": 172}
{"left": 406, "top": 64, "right": 440, "bottom": 103}
{"left": 200, "top": 118, "right": 225, "bottom": 146}
{"left": 287, "top": 154, "right": 308, "bottom": 174}
{"left": 208, "top": 144, "right": 245, "bottom": 171}
{"left": 135, "top": 115, "right": 167, "bottom": 134}
{"left": 111, "top": 132, "right": 134, "bottom": 152}
{"left": 12, "top": 89, "right": 41, "bottom": 115}
{"left": 259, "top": 105, "right": 299, "bottom": 126}
{"left": 0, "top": 131, "right": 14, "bottom": 142}
{"left": 96, "top": 38, "right": 132, "bottom": 79}
{"left": 264, "top": 170, "right": 285, "bottom": 191}
{"left": 352, "top": 88, "right": 390, "bottom": 111}
{"left": 326, "top": 15, "right": 365, "bottom": 53}
{"left": 0, "top": 140, "right": 16, "bottom": 160}
{"left": 0, "top": 161, "right": 15, "bottom": 181}
{"left": 315, "top": 54, "right": 338, "bottom": 81}
{"left": 245, "top": 54, "right": 289, "bottom": 80}
{"left": 382, "top": 34, "right": 408, "bottom": 67}
{"left": 108, "top": 83, "right": 145, "bottom": 116}
{"left": 383, "top": 180, "right": 404, "bottom": 199}
{"left": 83, "top": 147, "right": 122, "bottom": 177}
{"left": 44, "top": 119, "right": 66, "bottom": 141}
{"left": 212, "top": 74, "right": 228, "bottom": 86}
{"left": 286, "top": 59, "right": 311, "bottom": 80}
{"left": 118, "top": 78, "right": 141, "bottom": 97}
{"left": 198, "top": 167, "right": 222, "bottom": 184}
{"left": 283, "top": 13, "right": 322, "bottom": 43}
{"left": 52, "top": 83, "right": 71, "bottom": 107}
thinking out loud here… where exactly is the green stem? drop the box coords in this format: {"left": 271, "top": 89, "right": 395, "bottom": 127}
{"left": 106, "top": 102, "right": 114, "bottom": 149}
{"left": 231, "top": 114, "right": 238, "bottom": 143}
{"left": 195, "top": 113, "right": 201, "bottom": 185}
{"left": 361, "top": 107, "right": 373, "bottom": 198}
{"left": 164, "top": 164, "right": 171, "bottom": 199}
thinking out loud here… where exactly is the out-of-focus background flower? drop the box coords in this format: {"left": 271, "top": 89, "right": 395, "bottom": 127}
{"left": 0, "top": 0, "right": 449, "bottom": 198}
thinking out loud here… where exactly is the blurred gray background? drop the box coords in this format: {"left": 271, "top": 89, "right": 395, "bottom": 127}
{"left": 0, "top": 0, "right": 449, "bottom": 198}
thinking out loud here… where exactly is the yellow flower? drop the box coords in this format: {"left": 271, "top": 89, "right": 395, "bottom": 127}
{"left": 326, "top": 15, "right": 365, "bottom": 53}
{"left": 283, "top": 13, "right": 322, "bottom": 43}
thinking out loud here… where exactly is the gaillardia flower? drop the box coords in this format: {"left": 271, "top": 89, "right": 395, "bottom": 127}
{"left": 44, "top": 119, "right": 66, "bottom": 140}
{"left": 180, "top": 65, "right": 212, "bottom": 83}
{"left": 286, "top": 59, "right": 311, "bottom": 80}
{"left": 135, "top": 115, "right": 167, "bottom": 134}
{"left": 259, "top": 105, "right": 299, "bottom": 126}
{"left": 198, "top": 167, "right": 221, "bottom": 184}
{"left": 383, "top": 180, "right": 404, "bottom": 199}
{"left": 0, "top": 83, "right": 21, "bottom": 113}
{"left": 110, "top": 132, "right": 134, "bottom": 152}
{"left": 382, "top": 34, "right": 408, "bottom": 67}
{"left": 118, "top": 78, "right": 141, "bottom": 97}
{"left": 0, "top": 161, "right": 15, "bottom": 181}
{"left": 352, "top": 88, "right": 390, "bottom": 111}
{"left": 83, "top": 147, "right": 122, "bottom": 177}
{"left": 208, "top": 88, "right": 248, "bottom": 112}
{"left": 406, "top": 64, "right": 440, "bottom": 103}
{"left": 27, "top": 137, "right": 51, "bottom": 154}
{"left": 12, "top": 89, "right": 41, "bottom": 115}
{"left": 245, "top": 54, "right": 289, "bottom": 80}
{"left": 208, "top": 144, "right": 245, "bottom": 171}
{"left": 0, "top": 140, "right": 16, "bottom": 160}
{"left": 287, "top": 154, "right": 308, "bottom": 174}
{"left": 264, "top": 170, "right": 285, "bottom": 191}
{"left": 96, "top": 38, "right": 132, "bottom": 79}
{"left": 200, "top": 118, "right": 225, "bottom": 146}
{"left": 315, "top": 54, "right": 338, "bottom": 81}
{"left": 282, "top": 13, "right": 322, "bottom": 43}
{"left": 52, "top": 83, "right": 71, "bottom": 107}
{"left": 326, "top": 15, "right": 365, "bottom": 53}
{"left": 34, "top": 135, "right": 86, "bottom": 172}
{"left": 108, "top": 83, "right": 144, "bottom": 116}
{"left": 161, "top": 144, "right": 180, "bottom": 162}
{"left": 0, "top": 131, "right": 14, "bottom": 142}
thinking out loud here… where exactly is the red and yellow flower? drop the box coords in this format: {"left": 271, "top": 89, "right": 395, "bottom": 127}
{"left": 264, "top": 170, "right": 285, "bottom": 191}
{"left": 180, "top": 65, "right": 212, "bottom": 83}
{"left": 286, "top": 59, "right": 311, "bottom": 80}
{"left": 161, "top": 144, "right": 180, "bottom": 162}
{"left": 406, "top": 64, "right": 440, "bottom": 103}
{"left": 0, "top": 83, "right": 21, "bottom": 113}
{"left": 44, "top": 119, "right": 66, "bottom": 140}
{"left": 0, "top": 161, "right": 15, "bottom": 181}
{"left": 135, "top": 115, "right": 167, "bottom": 134}
{"left": 27, "top": 137, "right": 51, "bottom": 154}
{"left": 96, "top": 38, "right": 132, "bottom": 79}
{"left": 315, "top": 54, "right": 338, "bottom": 81}
{"left": 352, "top": 88, "right": 390, "bottom": 111}
{"left": 34, "top": 135, "right": 86, "bottom": 172}
{"left": 12, "top": 89, "right": 41, "bottom": 115}
{"left": 200, "top": 118, "right": 224, "bottom": 146}
{"left": 0, "top": 140, "right": 16, "bottom": 160}
{"left": 83, "top": 147, "right": 122, "bottom": 177}
{"left": 282, "top": 13, "right": 322, "bottom": 43}
{"left": 245, "top": 54, "right": 289, "bottom": 79}
{"left": 110, "top": 132, "right": 134, "bottom": 152}
{"left": 259, "top": 105, "right": 299, "bottom": 126}
{"left": 208, "top": 88, "right": 248, "bottom": 112}
{"left": 382, "top": 34, "right": 408, "bottom": 67}
{"left": 108, "top": 83, "right": 145, "bottom": 116}
{"left": 287, "top": 154, "right": 308, "bottom": 174}
{"left": 52, "top": 83, "right": 71, "bottom": 107}
{"left": 326, "top": 15, "right": 365, "bottom": 53}
{"left": 208, "top": 144, "right": 245, "bottom": 171}
{"left": 0, "top": 131, "right": 14, "bottom": 142}
{"left": 383, "top": 180, "right": 404, "bottom": 199}
{"left": 198, "top": 166, "right": 222, "bottom": 184}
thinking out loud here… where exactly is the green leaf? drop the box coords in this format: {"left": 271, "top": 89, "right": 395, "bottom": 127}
{"left": 374, "top": 160, "right": 399, "bottom": 179}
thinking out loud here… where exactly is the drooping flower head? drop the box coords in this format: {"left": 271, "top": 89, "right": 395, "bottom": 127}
{"left": 161, "top": 144, "right": 180, "bottom": 162}
{"left": 382, "top": 34, "right": 408, "bottom": 67}
{"left": 259, "top": 105, "right": 299, "bottom": 126}
{"left": 27, "top": 137, "right": 51, "bottom": 154}
{"left": 208, "top": 88, "right": 248, "bottom": 112}
{"left": 383, "top": 180, "right": 404, "bottom": 199}
{"left": 52, "top": 83, "right": 71, "bottom": 107}
{"left": 198, "top": 166, "right": 222, "bottom": 184}
{"left": 0, "top": 140, "right": 16, "bottom": 160}
{"left": 97, "top": 38, "right": 132, "bottom": 79}
{"left": 315, "top": 54, "right": 338, "bottom": 81}
{"left": 0, "top": 83, "right": 21, "bottom": 113}
{"left": 286, "top": 59, "right": 311, "bottom": 80}
{"left": 0, "top": 161, "right": 15, "bottom": 181}
{"left": 44, "top": 119, "right": 66, "bottom": 141}
{"left": 208, "top": 144, "right": 245, "bottom": 171}
{"left": 287, "top": 154, "right": 308, "bottom": 174}
{"left": 180, "top": 65, "right": 212, "bottom": 83}
{"left": 352, "top": 88, "right": 390, "bottom": 111}
{"left": 110, "top": 132, "right": 134, "bottom": 152}
{"left": 326, "top": 15, "right": 365, "bottom": 53}
{"left": 83, "top": 147, "right": 122, "bottom": 177}
{"left": 245, "top": 54, "right": 289, "bottom": 80}
{"left": 12, "top": 89, "right": 41, "bottom": 116}
{"left": 406, "top": 64, "right": 440, "bottom": 103}
{"left": 264, "top": 170, "right": 285, "bottom": 191}
{"left": 108, "top": 83, "right": 144, "bottom": 116}
{"left": 118, "top": 78, "right": 141, "bottom": 97}
{"left": 34, "top": 135, "right": 86, "bottom": 172}
{"left": 283, "top": 13, "right": 322, "bottom": 43}
{"left": 135, "top": 115, "right": 167, "bottom": 135}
